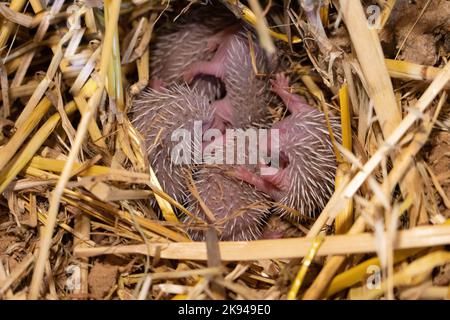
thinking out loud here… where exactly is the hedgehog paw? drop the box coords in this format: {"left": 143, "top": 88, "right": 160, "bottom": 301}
{"left": 234, "top": 166, "right": 274, "bottom": 196}
{"left": 270, "top": 73, "right": 290, "bottom": 95}
{"left": 271, "top": 73, "right": 309, "bottom": 114}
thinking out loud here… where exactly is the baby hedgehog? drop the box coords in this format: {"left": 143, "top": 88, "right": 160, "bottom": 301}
{"left": 130, "top": 84, "right": 215, "bottom": 204}
{"left": 184, "top": 164, "right": 271, "bottom": 241}
{"left": 150, "top": 7, "right": 238, "bottom": 100}
{"left": 234, "top": 74, "right": 341, "bottom": 218}
{"left": 183, "top": 24, "right": 276, "bottom": 130}
{"left": 184, "top": 134, "right": 272, "bottom": 241}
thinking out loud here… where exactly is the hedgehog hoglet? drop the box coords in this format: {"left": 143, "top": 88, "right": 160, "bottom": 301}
{"left": 184, "top": 164, "right": 271, "bottom": 242}
{"left": 184, "top": 133, "right": 273, "bottom": 241}
{"left": 183, "top": 24, "right": 276, "bottom": 130}
{"left": 150, "top": 7, "right": 238, "bottom": 100}
{"left": 130, "top": 83, "right": 215, "bottom": 204}
{"left": 233, "top": 73, "right": 342, "bottom": 218}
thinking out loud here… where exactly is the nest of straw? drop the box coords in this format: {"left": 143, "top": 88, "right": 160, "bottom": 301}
{"left": 0, "top": 0, "right": 449, "bottom": 300}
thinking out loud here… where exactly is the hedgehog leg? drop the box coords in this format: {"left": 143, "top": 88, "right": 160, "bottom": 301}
{"left": 183, "top": 59, "right": 226, "bottom": 84}
{"left": 233, "top": 166, "right": 277, "bottom": 197}
{"left": 270, "top": 73, "right": 309, "bottom": 114}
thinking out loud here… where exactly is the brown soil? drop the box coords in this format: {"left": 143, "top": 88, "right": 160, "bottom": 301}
{"left": 381, "top": 0, "right": 450, "bottom": 65}
{"left": 0, "top": 235, "right": 16, "bottom": 255}
{"left": 88, "top": 261, "right": 119, "bottom": 299}
{"left": 428, "top": 131, "right": 450, "bottom": 218}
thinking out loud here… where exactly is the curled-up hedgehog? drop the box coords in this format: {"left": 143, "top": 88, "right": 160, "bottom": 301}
{"left": 233, "top": 73, "right": 342, "bottom": 218}
{"left": 183, "top": 133, "right": 272, "bottom": 241}
{"left": 184, "top": 164, "right": 271, "bottom": 241}
{"left": 183, "top": 24, "right": 277, "bottom": 130}
{"left": 150, "top": 6, "right": 238, "bottom": 100}
{"left": 130, "top": 83, "right": 215, "bottom": 204}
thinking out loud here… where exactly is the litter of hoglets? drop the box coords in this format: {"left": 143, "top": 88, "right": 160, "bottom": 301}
{"left": 130, "top": 7, "right": 341, "bottom": 241}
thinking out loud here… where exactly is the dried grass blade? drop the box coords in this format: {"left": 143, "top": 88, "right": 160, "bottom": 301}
{"left": 74, "top": 225, "right": 450, "bottom": 261}
{"left": 28, "top": 0, "right": 122, "bottom": 299}
{"left": 0, "top": 102, "right": 78, "bottom": 194}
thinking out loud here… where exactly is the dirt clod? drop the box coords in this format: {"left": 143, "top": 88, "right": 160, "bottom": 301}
{"left": 88, "top": 261, "right": 119, "bottom": 299}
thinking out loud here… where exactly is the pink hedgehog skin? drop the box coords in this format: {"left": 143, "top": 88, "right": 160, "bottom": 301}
{"left": 234, "top": 74, "right": 342, "bottom": 218}
{"left": 184, "top": 164, "right": 271, "bottom": 242}
{"left": 183, "top": 24, "right": 276, "bottom": 130}
{"left": 150, "top": 7, "right": 237, "bottom": 100}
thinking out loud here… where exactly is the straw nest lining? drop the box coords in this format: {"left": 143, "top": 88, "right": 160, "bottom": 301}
{"left": 0, "top": 0, "right": 449, "bottom": 300}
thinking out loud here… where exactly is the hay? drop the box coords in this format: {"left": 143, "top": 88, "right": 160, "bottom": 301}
{"left": 0, "top": 0, "right": 448, "bottom": 300}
